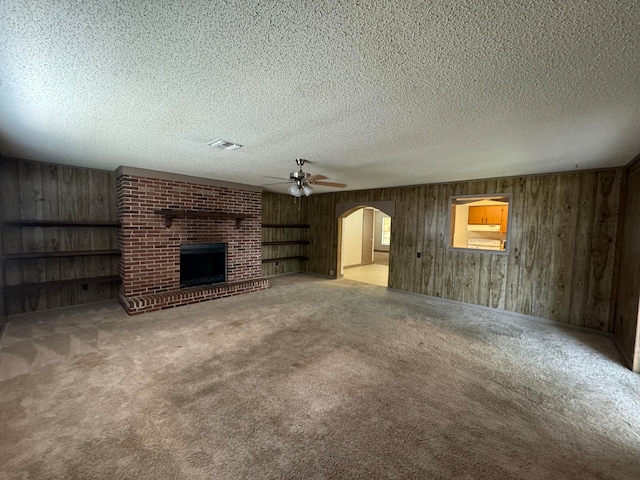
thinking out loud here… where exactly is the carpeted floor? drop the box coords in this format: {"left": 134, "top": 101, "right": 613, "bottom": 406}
{"left": 1, "top": 274, "right": 639, "bottom": 479}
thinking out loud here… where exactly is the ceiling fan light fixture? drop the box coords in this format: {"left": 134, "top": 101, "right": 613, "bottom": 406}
{"left": 302, "top": 185, "right": 313, "bottom": 196}
{"left": 288, "top": 184, "right": 303, "bottom": 197}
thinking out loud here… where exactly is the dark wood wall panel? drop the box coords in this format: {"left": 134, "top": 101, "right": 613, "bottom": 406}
{"left": 295, "top": 170, "right": 623, "bottom": 331}
{"left": 0, "top": 158, "right": 119, "bottom": 315}
{"left": 613, "top": 161, "right": 640, "bottom": 370}
{"left": 261, "top": 192, "right": 307, "bottom": 276}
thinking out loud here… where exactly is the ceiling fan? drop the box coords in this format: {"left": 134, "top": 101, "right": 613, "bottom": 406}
{"left": 264, "top": 159, "right": 347, "bottom": 197}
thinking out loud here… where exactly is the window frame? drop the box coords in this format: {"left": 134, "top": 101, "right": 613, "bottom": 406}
{"left": 381, "top": 216, "right": 391, "bottom": 246}
{"left": 446, "top": 193, "right": 512, "bottom": 255}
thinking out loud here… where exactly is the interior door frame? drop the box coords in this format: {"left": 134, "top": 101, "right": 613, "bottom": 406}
{"left": 361, "top": 208, "right": 374, "bottom": 265}
{"left": 335, "top": 201, "right": 395, "bottom": 278}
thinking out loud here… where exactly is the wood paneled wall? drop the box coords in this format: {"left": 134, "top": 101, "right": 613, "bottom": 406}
{"left": 297, "top": 170, "right": 623, "bottom": 331}
{"left": 0, "top": 158, "right": 119, "bottom": 315}
{"left": 261, "top": 192, "right": 307, "bottom": 276}
{"left": 613, "top": 160, "right": 640, "bottom": 369}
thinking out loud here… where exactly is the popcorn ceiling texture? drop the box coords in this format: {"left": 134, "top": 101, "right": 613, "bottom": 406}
{"left": 1, "top": 1, "right": 639, "bottom": 192}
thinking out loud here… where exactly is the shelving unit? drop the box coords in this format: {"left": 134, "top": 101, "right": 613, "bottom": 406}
{"left": 261, "top": 256, "right": 309, "bottom": 263}
{"left": 3, "top": 275, "right": 120, "bottom": 292}
{"left": 154, "top": 209, "right": 252, "bottom": 228}
{"left": 261, "top": 224, "right": 310, "bottom": 266}
{"left": 2, "top": 250, "right": 119, "bottom": 260}
{"left": 1, "top": 220, "right": 121, "bottom": 302}
{"left": 1, "top": 220, "right": 120, "bottom": 227}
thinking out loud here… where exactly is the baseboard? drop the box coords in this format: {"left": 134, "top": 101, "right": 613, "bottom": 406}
{"left": 263, "top": 271, "right": 303, "bottom": 279}
{"left": 386, "top": 288, "right": 631, "bottom": 354}
{"left": 610, "top": 335, "right": 634, "bottom": 369}
{"left": 5, "top": 299, "right": 121, "bottom": 320}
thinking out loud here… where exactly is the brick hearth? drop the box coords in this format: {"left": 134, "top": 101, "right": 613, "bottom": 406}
{"left": 116, "top": 168, "right": 268, "bottom": 315}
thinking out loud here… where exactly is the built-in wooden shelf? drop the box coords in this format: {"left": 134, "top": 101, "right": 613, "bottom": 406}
{"left": 261, "top": 256, "right": 309, "bottom": 263}
{"left": 261, "top": 224, "right": 310, "bottom": 228}
{"left": 261, "top": 225, "right": 309, "bottom": 265}
{"left": 154, "top": 209, "right": 252, "bottom": 228}
{"left": 262, "top": 241, "right": 310, "bottom": 246}
{"left": 1, "top": 220, "right": 119, "bottom": 227}
{"left": 3, "top": 275, "right": 120, "bottom": 292}
{"left": 2, "top": 250, "right": 120, "bottom": 261}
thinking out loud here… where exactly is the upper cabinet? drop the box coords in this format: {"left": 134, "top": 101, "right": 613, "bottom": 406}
{"left": 500, "top": 206, "right": 508, "bottom": 234}
{"left": 467, "top": 206, "right": 485, "bottom": 224}
{"left": 468, "top": 206, "right": 502, "bottom": 225}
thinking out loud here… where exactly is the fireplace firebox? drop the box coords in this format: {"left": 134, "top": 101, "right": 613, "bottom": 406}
{"left": 180, "top": 243, "right": 226, "bottom": 287}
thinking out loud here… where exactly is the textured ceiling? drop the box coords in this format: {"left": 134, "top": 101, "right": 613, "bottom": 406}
{"left": 1, "top": 1, "right": 639, "bottom": 193}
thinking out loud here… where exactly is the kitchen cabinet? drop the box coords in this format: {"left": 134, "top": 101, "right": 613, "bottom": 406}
{"left": 468, "top": 206, "right": 485, "bottom": 224}
{"left": 486, "top": 206, "right": 502, "bottom": 224}
{"left": 468, "top": 206, "right": 503, "bottom": 225}
{"left": 500, "top": 206, "right": 508, "bottom": 234}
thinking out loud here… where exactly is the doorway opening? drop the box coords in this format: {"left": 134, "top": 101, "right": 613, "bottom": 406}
{"left": 338, "top": 207, "right": 391, "bottom": 286}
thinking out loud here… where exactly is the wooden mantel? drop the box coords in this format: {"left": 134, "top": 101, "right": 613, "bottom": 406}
{"left": 154, "top": 209, "right": 253, "bottom": 228}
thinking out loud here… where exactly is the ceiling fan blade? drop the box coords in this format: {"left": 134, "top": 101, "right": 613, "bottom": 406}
{"left": 307, "top": 174, "right": 327, "bottom": 182}
{"left": 312, "top": 181, "right": 347, "bottom": 188}
{"left": 262, "top": 175, "right": 290, "bottom": 181}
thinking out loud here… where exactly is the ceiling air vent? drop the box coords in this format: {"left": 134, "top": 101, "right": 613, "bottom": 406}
{"left": 207, "top": 139, "right": 242, "bottom": 151}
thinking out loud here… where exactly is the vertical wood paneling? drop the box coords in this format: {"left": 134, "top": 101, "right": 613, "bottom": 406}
{"left": 548, "top": 174, "right": 580, "bottom": 322}
{"left": 0, "top": 158, "right": 119, "bottom": 315}
{"left": 504, "top": 177, "right": 526, "bottom": 313}
{"left": 515, "top": 175, "right": 556, "bottom": 318}
{"left": 412, "top": 186, "right": 428, "bottom": 294}
{"left": 394, "top": 187, "right": 418, "bottom": 292}
{"left": 433, "top": 183, "right": 454, "bottom": 298}
{"left": 0, "top": 159, "right": 21, "bottom": 320}
{"left": 18, "top": 162, "right": 45, "bottom": 312}
{"left": 587, "top": 170, "right": 622, "bottom": 331}
{"left": 293, "top": 170, "right": 622, "bottom": 332}
{"left": 568, "top": 173, "right": 597, "bottom": 326}
{"left": 454, "top": 182, "right": 473, "bottom": 303}
{"left": 420, "top": 185, "right": 439, "bottom": 295}
{"left": 613, "top": 161, "right": 640, "bottom": 370}
{"left": 489, "top": 177, "right": 514, "bottom": 310}
{"left": 261, "top": 192, "right": 306, "bottom": 277}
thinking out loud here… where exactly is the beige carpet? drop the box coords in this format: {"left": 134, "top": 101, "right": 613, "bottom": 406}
{"left": 1, "top": 274, "right": 639, "bottom": 479}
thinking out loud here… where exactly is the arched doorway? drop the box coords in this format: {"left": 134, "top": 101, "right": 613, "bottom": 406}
{"left": 336, "top": 201, "right": 394, "bottom": 287}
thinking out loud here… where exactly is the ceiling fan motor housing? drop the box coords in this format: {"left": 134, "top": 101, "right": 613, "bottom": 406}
{"left": 290, "top": 170, "right": 310, "bottom": 181}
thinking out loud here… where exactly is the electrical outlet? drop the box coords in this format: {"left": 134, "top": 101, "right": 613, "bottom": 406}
{"left": 330, "top": 270, "right": 334, "bottom": 275}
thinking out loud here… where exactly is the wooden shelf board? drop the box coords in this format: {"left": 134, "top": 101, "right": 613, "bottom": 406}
{"left": 3, "top": 275, "right": 120, "bottom": 292}
{"left": 154, "top": 209, "right": 252, "bottom": 227}
{"left": 261, "top": 256, "right": 309, "bottom": 263}
{"left": 262, "top": 241, "right": 310, "bottom": 246}
{"left": 1, "top": 220, "right": 119, "bottom": 227}
{"left": 2, "top": 250, "right": 120, "bottom": 260}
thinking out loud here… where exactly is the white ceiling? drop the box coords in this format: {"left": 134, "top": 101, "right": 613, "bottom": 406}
{"left": 1, "top": 1, "right": 639, "bottom": 194}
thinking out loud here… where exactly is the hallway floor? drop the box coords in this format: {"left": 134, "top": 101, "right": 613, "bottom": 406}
{"left": 342, "top": 251, "right": 389, "bottom": 286}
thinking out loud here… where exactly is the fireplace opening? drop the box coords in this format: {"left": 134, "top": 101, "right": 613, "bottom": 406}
{"left": 180, "top": 243, "right": 226, "bottom": 287}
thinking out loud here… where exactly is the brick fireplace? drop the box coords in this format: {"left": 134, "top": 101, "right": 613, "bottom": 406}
{"left": 116, "top": 167, "right": 268, "bottom": 315}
